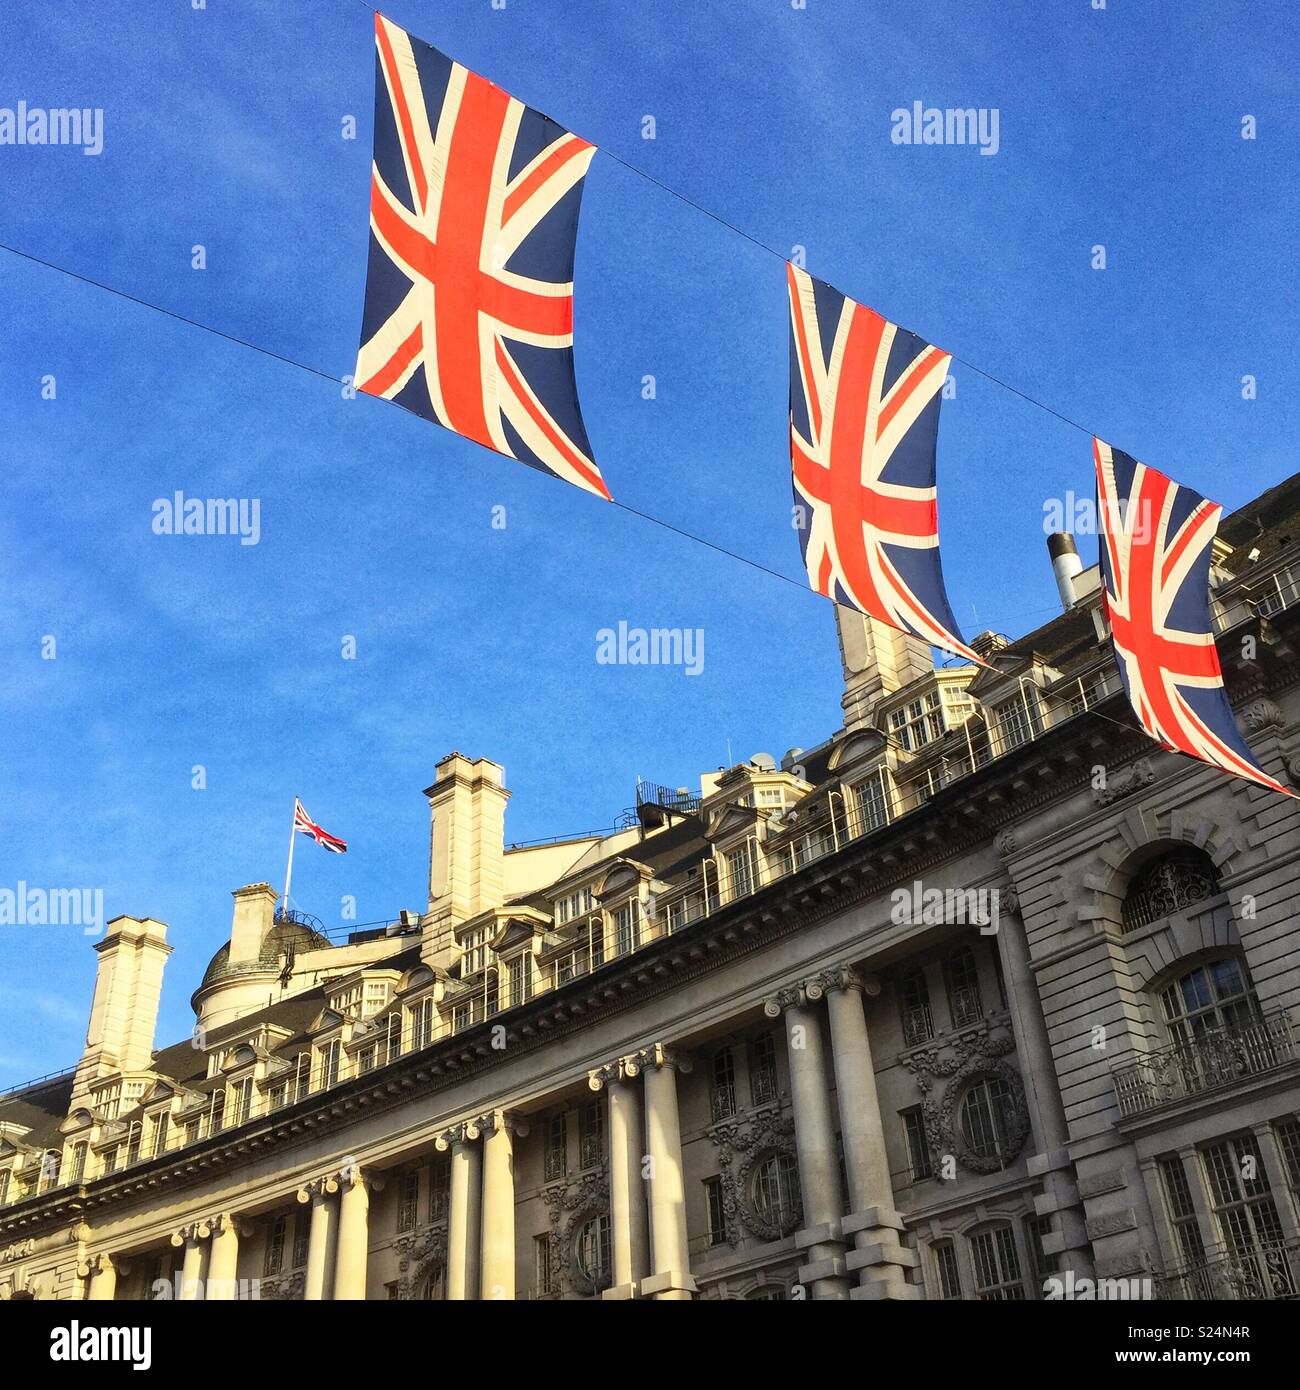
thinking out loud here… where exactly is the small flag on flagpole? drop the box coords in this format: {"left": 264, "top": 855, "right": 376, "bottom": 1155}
{"left": 293, "top": 799, "right": 348, "bottom": 853}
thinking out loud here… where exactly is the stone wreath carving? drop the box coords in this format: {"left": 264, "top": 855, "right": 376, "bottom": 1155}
{"left": 902, "top": 1025, "right": 1031, "bottom": 1175}
{"left": 393, "top": 1226, "right": 448, "bottom": 1299}
{"left": 708, "top": 1110, "right": 802, "bottom": 1242}
{"left": 540, "top": 1163, "right": 609, "bottom": 1296}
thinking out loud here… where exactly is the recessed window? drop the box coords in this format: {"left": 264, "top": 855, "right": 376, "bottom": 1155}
{"left": 932, "top": 1240, "right": 962, "bottom": 1299}
{"left": 409, "top": 997, "right": 435, "bottom": 1051}
{"left": 1159, "top": 1156, "right": 1206, "bottom": 1271}
{"left": 944, "top": 948, "right": 984, "bottom": 1028}
{"left": 902, "top": 1107, "right": 932, "bottom": 1181}
{"left": 970, "top": 1223, "right": 1024, "bottom": 1300}
{"left": 397, "top": 1169, "right": 420, "bottom": 1232}
{"left": 854, "top": 775, "right": 890, "bottom": 834}
{"left": 1160, "top": 956, "right": 1258, "bottom": 1046}
{"left": 749, "top": 1033, "right": 778, "bottom": 1106}
{"left": 900, "top": 967, "right": 934, "bottom": 1045}
{"left": 704, "top": 1176, "right": 727, "bottom": 1247}
{"left": 264, "top": 1215, "right": 286, "bottom": 1275}
{"left": 579, "top": 1101, "right": 604, "bottom": 1168}
{"left": 726, "top": 844, "right": 754, "bottom": 899}
{"left": 545, "top": 1113, "right": 568, "bottom": 1182}
{"left": 1203, "top": 1135, "right": 1286, "bottom": 1260}
{"left": 534, "top": 1234, "right": 556, "bottom": 1296}
{"left": 711, "top": 1047, "right": 737, "bottom": 1121}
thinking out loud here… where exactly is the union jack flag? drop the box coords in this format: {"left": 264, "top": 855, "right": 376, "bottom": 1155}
{"left": 294, "top": 800, "right": 348, "bottom": 853}
{"left": 1094, "top": 438, "right": 1294, "bottom": 797}
{"left": 356, "top": 14, "right": 610, "bottom": 500}
{"left": 786, "top": 264, "right": 981, "bottom": 665}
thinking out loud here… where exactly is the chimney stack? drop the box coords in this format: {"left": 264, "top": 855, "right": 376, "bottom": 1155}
{"left": 425, "top": 754, "right": 509, "bottom": 925}
{"left": 836, "top": 608, "right": 936, "bottom": 731}
{"left": 1048, "top": 533, "right": 1083, "bottom": 611}
{"left": 229, "top": 882, "right": 279, "bottom": 965}
{"left": 72, "top": 916, "right": 172, "bottom": 1100}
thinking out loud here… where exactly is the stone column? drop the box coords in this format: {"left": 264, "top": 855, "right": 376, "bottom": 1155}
{"left": 298, "top": 1176, "right": 339, "bottom": 1301}
{"left": 995, "top": 890, "right": 1095, "bottom": 1282}
{"left": 439, "top": 1121, "right": 483, "bottom": 1300}
{"left": 205, "top": 1213, "right": 244, "bottom": 1300}
{"left": 821, "top": 965, "right": 917, "bottom": 1299}
{"left": 480, "top": 1110, "right": 527, "bottom": 1300}
{"left": 590, "top": 1056, "right": 650, "bottom": 1299}
{"left": 766, "top": 983, "right": 849, "bottom": 1299}
{"left": 85, "top": 1254, "right": 118, "bottom": 1301}
{"left": 171, "top": 1221, "right": 210, "bottom": 1301}
{"left": 639, "top": 1043, "right": 697, "bottom": 1300}
{"left": 1252, "top": 1123, "right": 1300, "bottom": 1242}
{"left": 334, "top": 1165, "right": 381, "bottom": 1301}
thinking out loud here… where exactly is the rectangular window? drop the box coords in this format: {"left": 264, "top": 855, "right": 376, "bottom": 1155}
{"left": 726, "top": 844, "right": 754, "bottom": 899}
{"left": 508, "top": 954, "right": 530, "bottom": 1007}
{"left": 854, "top": 775, "right": 890, "bottom": 834}
{"left": 0, "top": 1170, "right": 9, "bottom": 1206}
{"left": 711, "top": 1048, "right": 737, "bottom": 1121}
{"left": 932, "top": 1240, "right": 962, "bottom": 1299}
{"left": 398, "top": 1169, "right": 419, "bottom": 1232}
{"left": 996, "top": 690, "right": 1042, "bottom": 753}
{"left": 613, "top": 903, "right": 639, "bottom": 958}
{"left": 460, "top": 929, "right": 487, "bottom": 975}
{"left": 534, "top": 1234, "right": 555, "bottom": 1296}
{"left": 749, "top": 1033, "right": 779, "bottom": 1106}
{"left": 149, "top": 1113, "right": 169, "bottom": 1159}
{"left": 359, "top": 1046, "right": 377, "bottom": 1075}
{"left": 70, "top": 1141, "right": 89, "bottom": 1183}
{"left": 428, "top": 1159, "right": 450, "bottom": 1222}
{"left": 230, "top": 1077, "right": 253, "bottom": 1126}
{"left": 102, "top": 1147, "right": 120, "bottom": 1176}
{"left": 889, "top": 690, "right": 945, "bottom": 752}
{"left": 1024, "top": 1215, "right": 1057, "bottom": 1289}
{"left": 264, "top": 1215, "right": 286, "bottom": 1275}
{"left": 295, "top": 1053, "right": 312, "bottom": 1101}
{"left": 410, "top": 998, "right": 434, "bottom": 1051}
{"left": 705, "top": 1176, "right": 727, "bottom": 1247}
{"left": 125, "top": 1122, "right": 142, "bottom": 1166}
{"left": 1159, "top": 1156, "right": 1207, "bottom": 1270}
{"left": 1275, "top": 1118, "right": 1300, "bottom": 1192}
{"left": 970, "top": 1224, "right": 1025, "bottom": 1301}
{"left": 588, "top": 918, "right": 605, "bottom": 969}
{"left": 902, "top": 1107, "right": 932, "bottom": 1181}
{"left": 1203, "top": 1136, "right": 1287, "bottom": 1258}
{"left": 319, "top": 1040, "right": 341, "bottom": 1089}
{"left": 452, "top": 1002, "right": 471, "bottom": 1034}
{"left": 944, "top": 949, "right": 984, "bottom": 1029}
{"left": 545, "top": 1113, "right": 568, "bottom": 1182}
{"left": 292, "top": 1215, "right": 310, "bottom": 1269}
{"left": 268, "top": 1084, "right": 288, "bottom": 1113}
{"left": 579, "top": 1100, "right": 604, "bottom": 1168}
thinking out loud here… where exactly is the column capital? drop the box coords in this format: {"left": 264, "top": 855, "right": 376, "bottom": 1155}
{"left": 632, "top": 1042, "right": 692, "bottom": 1074}
{"left": 78, "top": 1252, "right": 116, "bottom": 1279}
{"left": 335, "top": 1161, "right": 384, "bottom": 1193}
{"left": 296, "top": 1174, "right": 341, "bottom": 1204}
{"left": 169, "top": 1220, "right": 210, "bottom": 1246}
{"left": 477, "top": 1107, "right": 529, "bottom": 1138}
{"left": 435, "top": 1119, "right": 481, "bottom": 1151}
{"left": 208, "top": 1211, "right": 255, "bottom": 1238}
{"left": 816, "top": 964, "right": 881, "bottom": 998}
{"left": 588, "top": 1055, "right": 641, "bottom": 1090}
{"left": 763, "top": 980, "right": 821, "bottom": 1014}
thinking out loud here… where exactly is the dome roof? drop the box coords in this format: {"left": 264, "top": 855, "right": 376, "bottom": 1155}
{"left": 200, "top": 915, "right": 332, "bottom": 990}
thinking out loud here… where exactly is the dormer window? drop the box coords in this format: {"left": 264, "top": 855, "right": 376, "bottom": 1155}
{"left": 229, "top": 1076, "right": 253, "bottom": 1126}
{"left": 70, "top": 1140, "right": 89, "bottom": 1182}
{"left": 146, "top": 1112, "right": 169, "bottom": 1159}
{"left": 507, "top": 954, "right": 531, "bottom": 1007}
{"left": 852, "top": 774, "right": 891, "bottom": 835}
{"left": 994, "top": 690, "right": 1043, "bottom": 754}
{"left": 0, "top": 1169, "right": 10, "bottom": 1205}
{"left": 557, "top": 887, "right": 594, "bottom": 925}
{"left": 612, "top": 902, "right": 639, "bottom": 958}
{"left": 409, "top": 997, "right": 435, "bottom": 1051}
{"left": 317, "top": 1040, "right": 341, "bottom": 1090}
{"left": 889, "top": 691, "right": 945, "bottom": 752}
{"left": 461, "top": 929, "right": 487, "bottom": 976}
{"left": 726, "top": 843, "right": 755, "bottom": 900}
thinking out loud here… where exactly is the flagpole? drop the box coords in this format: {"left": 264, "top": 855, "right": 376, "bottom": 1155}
{"left": 281, "top": 800, "right": 298, "bottom": 920}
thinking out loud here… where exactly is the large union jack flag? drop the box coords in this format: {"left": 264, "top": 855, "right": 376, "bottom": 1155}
{"left": 1095, "top": 438, "right": 1294, "bottom": 797}
{"left": 787, "top": 264, "right": 982, "bottom": 665}
{"left": 356, "top": 14, "right": 610, "bottom": 500}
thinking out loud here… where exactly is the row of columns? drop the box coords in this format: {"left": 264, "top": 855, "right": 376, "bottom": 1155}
{"left": 299, "top": 1167, "right": 383, "bottom": 1300}
{"left": 766, "top": 964, "right": 918, "bottom": 1300}
{"left": 588, "top": 1043, "right": 697, "bottom": 1300}
{"left": 435, "top": 1109, "right": 527, "bottom": 1299}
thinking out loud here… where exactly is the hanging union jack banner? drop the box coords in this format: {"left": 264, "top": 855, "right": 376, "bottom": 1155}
{"left": 1094, "top": 438, "right": 1294, "bottom": 797}
{"left": 786, "top": 263, "right": 983, "bottom": 665}
{"left": 355, "top": 13, "right": 610, "bottom": 500}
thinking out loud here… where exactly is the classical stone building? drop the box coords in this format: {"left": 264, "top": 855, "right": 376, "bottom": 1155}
{"left": 3, "top": 475, "right": 1299, "bottom": 1303}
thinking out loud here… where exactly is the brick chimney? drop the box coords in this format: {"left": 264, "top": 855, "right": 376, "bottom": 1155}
{"left": 425, "top": 754, "right": 509, "bottom": 925}
{"left": 71, "top": 916, "right": 172, "bottom": 1100}
{"left": 836, "top": 608, "right": 935, "bottom": 731}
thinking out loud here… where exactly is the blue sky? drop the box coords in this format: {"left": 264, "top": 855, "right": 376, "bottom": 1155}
{"left": 1, "top": 0, "right": 1296, "bottom": 1086}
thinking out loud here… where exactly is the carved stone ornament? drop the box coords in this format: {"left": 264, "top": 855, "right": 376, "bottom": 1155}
{"left": 1092, "top": 757, "right": 1156, "bottom": 808}
{"left": 706, "top": 1109, "right": 802, "bottom": 1243}
{"left": 1238, "top": 698, "right": 1283, "bottom": 734}
{"left": 540, "top": 1164, "right": 610, "bottom": 1298}
{"left": 902, "top": 1025, "right": 1031, "bottom": 1176}
{"left": 1287, "top": 752, "right": 1300, "bottom": 790}
{"left": 393, "top": 1226, "right": 448, "bottom": 1299}
{"left": 996, "top": 830, "right": 1017, "bottom": 859}
{"left": 259, "top": 1271, "right": 305, "bottom": 1302}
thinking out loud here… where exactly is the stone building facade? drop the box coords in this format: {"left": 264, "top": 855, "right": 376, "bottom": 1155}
{"left": 2, "top": 475, "right": 1299, "bottom": 1303}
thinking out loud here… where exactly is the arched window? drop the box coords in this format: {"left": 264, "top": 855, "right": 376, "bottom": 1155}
{"left": 1123, "top": 847, "right": 1221, "bottom": 932}
{"left": 752, "top": 1152, "right": 801, "bottom": 1228}
{"left": 1161, "top": 955, "right": 1258, "bottom": 1045}
{"left": 747, "top": 1284, "right": 786, "bottom": 1300}
{"left": 899, "top": 968, "right": 934, "bottom": 1045}
{"left": 959, "top": 1076, "right": 1016, "bottom": 1164}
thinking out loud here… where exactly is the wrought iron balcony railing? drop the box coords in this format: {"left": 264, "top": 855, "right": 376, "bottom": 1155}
{"left": 1155, "top": 1239, "right": 1300, "bottom": 1301}
{"left": 1112, "top": 1010, "right": 1297, "bottom": 1118}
